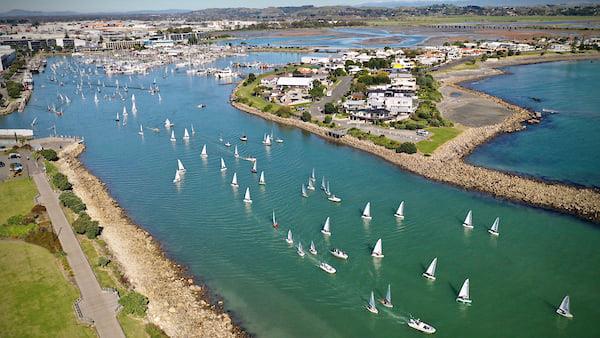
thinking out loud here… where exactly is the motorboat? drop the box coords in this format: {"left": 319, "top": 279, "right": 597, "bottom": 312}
{"left": 328, "top": 195, "right": 342, "bottom": 203}
{"left": 319, "top": 262, "right": 336, "bottom": 274}
{"left": 330, "top": 248, "right": 348, "bottom": 260}
{"left": 407, "top": 318, "right": 436, "bottom": 334}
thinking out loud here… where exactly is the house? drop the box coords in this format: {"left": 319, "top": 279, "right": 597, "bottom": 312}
{"left": 276, "top": 77, "right": 315, "bottom": 89}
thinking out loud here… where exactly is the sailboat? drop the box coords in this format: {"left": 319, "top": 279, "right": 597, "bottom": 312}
{"left": 488, "top": 217, "right": 500, "bottom": 236}
{"left": 122, "top": 106, "right": 128, "bottom": 117}
{"left": 170, "top": 130, "right": 176, "bottom": 142}
{"left": 131, "top": 93, "right": 136, "bottom": 103}
{"left": 173, "top": 170, "right": 181, "bottom": 183}
{"left": 234, "top": 145, "right": 239, "bottom": 158}
{"left": 371, "top": 239, "right": 384, "bottom": 258}
{"left": 463, "top": 210, "right": 473, "bottom": 229}
{"left": 251, "top": 160, "right": 258, "bottom": 173}
{"left": 164, "top": 118, "right": 173, "bottom": 128}
{"left": 309, "top": 241, "right": 317, "bottom": 255}
{"left": 131, "top": 100, "right": 137, "bottom": 114}
{"left": 115, "top": 112, "right": 120, "bottom": 122}
{"left": 177, "top": 159, "right": 186, "bottom": 173}
{"left": 310, "top": 168, "right": 316, "bottom": 182}
{"left": 366, "top": 291, "right": 379, "bottom": 314}
{"left": 241, "top": 188, "right": 252, "bottom": 204}
{"left": 321, "top": 217, "right": 331, "bottom": 236}
{"left": 456, "top": 278, "right": 472, "bottom": 304}
{"left": 301, "top": 184, "right": 308, "bottom": 198}
{"left": 327, "top": 194, "right": 341, "bottom": 203}
{"left": 330, "top": 248, "right": 348, "bottom": 259}
{"left": 183, "top": 128, "right": 190, "bottom": 141}
{"left": 422, "top": 257, "right": 438, "bottom": 280}
{"left": 285, "top": 230, "right": 293, "bottom": 245}
{"left": 325, "top": 181, "right": 331, "bottom": 196}
{"left": 94, "top": 93, "right": 99, "bottom": 104}
{"left": 231, "top": 173, "right": 239, "bottom": 187}
{"left": 380, "top": 284, "right": 393, "bottom": 308}
{"left": 220, "top": 158, "right": 227, "bottom": 172}
{"left": 307, "top": 178, "right": 316, "bottom": 191}
{"left": 362, "top": 202, "right": 372, "bottom": 220}
{"left": 321, "top": 177, "right": 326, "bottom": 191}
{"left": 191, "top": 124, "right": 196, "bottom": 135}
{"left": 136, "top": 124, "right": 143, "bottom": 136}
{"left": 297, "top": 242, "right": 305, "bottom": 257}
{"left": 556, "top": 295, "right": 573, "bottom": 318}
{"left": 272, "top": 210, "right": 279, "bottom": 228}
{"left": 258, "top": 171, "right": 266, "bottom": 185}
{"left": 394, "top": 201, "right": 405, "bottom": 219}
{"left": 201, "top": 144, "right": 208, "bottom": 158}
{"left": 262, "top": 134, "right": 272, "bottom": 146}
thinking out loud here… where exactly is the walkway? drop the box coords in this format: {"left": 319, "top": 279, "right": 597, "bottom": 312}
{"left": 31, "top": 161, "right": 125, "bottom": 338}
{"left": 309, "top": 75, "right": 352, "bottom": 119}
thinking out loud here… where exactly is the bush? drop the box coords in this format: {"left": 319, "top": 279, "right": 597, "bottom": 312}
{"left": 37, "top": 149, "right": 58, "bottom": 161}
{"left": 275, "top": 106, "right": 291, "bottom": 118}
{"left": 59, "top": 191, "right": 86, "bottom": 213}
{"left": 396, "top": 142, "right": 417, "bottom": 154}
{"left": 262, "top": 104, "right": 273, "bottom": 112}
{"left": 145, "top": 323, "right": 169, "bottom": 338}
{"left": 72, "top": 212, "right": 100, "bottom": 239}
{"left": 6, "top": 81, "right": 22, "bottom": 99}
{"left": 24, "top": 228, "right": 62, "bottom": 253}
{"left": 98, "top": 256, "right": 111, "bottom": 267}
{"left": 6, "top": 214, "right": 25, "bottom": 226}
{"left": 301, "top": 111, "right": 312, "bottom": 122}
{"left": 324, "top": 115, "right": 332, "bottom": 124}
{"left": 324, "top": 102, "right": 337, "bottom": 115}
{"left": 119, "top": 291, "right": 149, "bottom": 317}
{"left": 52, "top": 173, "right": 72, "bottom": 191}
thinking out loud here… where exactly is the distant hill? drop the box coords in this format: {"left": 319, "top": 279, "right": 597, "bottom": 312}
{"left": 0, "top": 8, "right": 191, "bottom": 18}
{"left": 359, "top": 0, "right": 597, "bottom": 7}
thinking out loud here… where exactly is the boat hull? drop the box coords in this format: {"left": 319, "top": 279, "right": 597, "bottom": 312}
{"left": 371, "top": 253, "right": 384, "bottom": 258}
{"left": 422, "top": 273, "right": 436, "bottom": 281}
{"left": 321, "top": 230, "right": 331, "bottom": 236}
{"left": 456, "top": 297, "right": 472, "bottom": 304}
{"left": 394, "top": 213, "right": 404, "bottom": 219}
{"left": 243, "top": 199, "right": 252, "bottom": 203}
{"left": 362, "top": 216, "right": 372, "bottom": 220}
{"left": 408, "top": 321, "right": 436, "bottom": 334}
{"left": 463, "top": 223, "right": 473, "bottom": 229}
{"left": 556, "top": 309, "right": 573, "bottom": 318}
{"left": 366, "top": 306, "right": 379, "bottom": 314}
{"left": 488, "top": 229, "right": 499, "bottom": 236}
{"left": 380, "top": 300, "right": 393, "bottom": 308}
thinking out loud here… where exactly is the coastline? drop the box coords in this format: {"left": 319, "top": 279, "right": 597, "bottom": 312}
{"left": 56, "top": 143, "right": 247, "bottom": 338}
{"left": 229, "top": 52, "right": 600, "bottom": 224}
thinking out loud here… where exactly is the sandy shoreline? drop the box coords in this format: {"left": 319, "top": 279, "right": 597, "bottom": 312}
{"left": 56, "top": 143, "right": 247, "bottom": 338}
{"left": 230, "top": 52, "right": 600, "bottom": 224}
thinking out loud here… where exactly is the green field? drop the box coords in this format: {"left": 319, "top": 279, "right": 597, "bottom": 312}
{"left": 0, "top": 240, "right": 95, "bottom": 337}
{"left": 417, "top": 127, "right": 462, "bottom": 154}
{"left": 0, "top": 177, "right": 37, "bottom": 224}
{"left": 367, "top": 15, "right": 600, "bottom": 26}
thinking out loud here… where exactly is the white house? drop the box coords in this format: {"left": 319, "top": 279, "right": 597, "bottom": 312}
{"left": 276, "top": 77, "right": 315, "bottom": 89}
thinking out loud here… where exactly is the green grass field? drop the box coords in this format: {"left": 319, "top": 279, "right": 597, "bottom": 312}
{"left": 0, "top": 177, "right": 37, "bottom": 224}
{"left": 417, "top": 127, "right": 462, "bottom": 154}
{"left": 367, "top": 15, "right": 600, "bottom": 26}
{"left": 0, "top": 240, "right": 95, "bottom": 337}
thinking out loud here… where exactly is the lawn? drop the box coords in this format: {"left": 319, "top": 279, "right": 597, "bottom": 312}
{"left": 0, "top": 177, "right": 37, "bottom": 224}
{"left": 0, "top": 240, "right": 95, "bottom": 337}
{"left": 417, "top": 127, "right": 462, "bottom": 154}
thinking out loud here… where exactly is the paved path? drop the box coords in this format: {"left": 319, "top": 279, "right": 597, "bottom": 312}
{"left": 309, "top": 76, "right": 352, "bottom": 120}
{"left": 31, "top": 163, "right": 125, "bottom": 338}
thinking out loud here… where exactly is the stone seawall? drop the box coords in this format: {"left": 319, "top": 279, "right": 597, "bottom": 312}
{"left": 57, "top": 143, "right": 246, "bottom": 338}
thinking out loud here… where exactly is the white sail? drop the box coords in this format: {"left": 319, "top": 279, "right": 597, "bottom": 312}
{"left": 177, "top": 159, "right": 186, "bottom": 172}
{"left": 301, "top": 184, "right": 308, "bottom": 197}
{"left": 307, "top": 178, "right": 315, "bottom": 190}
{"left": 557, "top": 295, "right": 572, "bottom": 318}
{"left": 286, "top": 230, "right": 293, "bottom": 244}
{"left": 231, "top": 172, "right": 238, "bottom": 187}
{"left": 94, "top": 93, "right": 99, "bottom": 104}
{"left": 183, "top": 128, "right": 190, "bottom": 140}
{"left": 463, "top": 210, "right": 473, "bottom": 228}
{"left": 394, "top": 201, "right": 405, "bottom": 218}
{"left": 311, "top": 168, "right": 316, "bottom": 182}
{"left": 362, "top": 202, "right": 372, "bottom": 219}
{"left": 170, "top": 130, "right": 176, "bottom": 142}
{"left": 272, "top": 211, "right": 277, "bottom": 227}
{"left": 122, "top": 106, "right": 128, "bottom": 117}
{"left": 258, "top": 171, "right": 265, "bottom": 185}
{"left": 165, "top": 118, "right": 172, "bottom": 128}
{"left": 131, "top": 100, "right": 137, "bottom": 114}
{"left": 173, "top": 170, "right": 181, "bottom": 183}
{"left": 489, "top": 217, "right": 500, "bottom": 235}
{"left": 220, "top": 158, "right": 227, "bottom": 171}
{"left": 321, "top": 177, "right": 326, "bottom": 190}
{"left": 310, "top": 241, "right": 317, "bottom": 255}
{"left": 191, "top": 124, "right": 195, "bottom": 135}
{"left": 385, "top": 284, "right": 392, "bottom": 304}
{"left": 251, "top": 160, "right": 257, "bottom": 173}
{"left": 201, "top": 144, "right": 208, "bottom": 158}
{"left": 321, "top": 217, "right": 331, "bottom": 235}
{"left": 457, "top": 279, "right": 471, "bottom": 303}
{"left": 243, "top": 187, "right": 252, "bottom": 203}
{"left": 234, "top": 145, "right": 239, "bottom": 158}
{"left": 371, "top": 238, "right": 383, "bottom": 257}
{"left": 131, "top": 93, "right": 136, "bottom": 103}
{"left": 325, "top": 181, "right": 331, "bottom": 196}
{"left": 423, "top": 257, "right": 438, "bottom": 280}
{"left": 138, "top": 124, "right": 144, "bottom": 136}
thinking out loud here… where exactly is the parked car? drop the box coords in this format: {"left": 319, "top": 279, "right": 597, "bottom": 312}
{"left": 9, "top": 163, "right": 23, "bottom": 172}
{"left": 0, "top": 161, "right": 5, "bottom": 167}
{"left": 8, "top": 153, "right": 21, "bottom": 159}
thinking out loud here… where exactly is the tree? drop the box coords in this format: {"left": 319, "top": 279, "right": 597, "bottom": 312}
{"left": 275, "top": 106, "right": 292, "bottom": 118}
{"left": 37, "top": 149, "right": 58, "bottom": 161}
{"left": 244, "top": 73, "right": 256, "bottom": 86}
{"left": 6, "top": 81, "right": 22, "bottom": 99}
{"left": 309, "top": 80, "right": 325, "bottom": 99}
{"left": 301, "top": 111, "right": 312, "bottom": 122}
{"left": 396, "top": 142, "right": 417, "bottom": 154}
{"left": 324, "top": 115, "right": 333, "bottom": 124}
{"left": 324, "top": 102, "right": 337, "bottom": 115}
{"left": 52, "top": 173, "right": 72, "bottom": 191}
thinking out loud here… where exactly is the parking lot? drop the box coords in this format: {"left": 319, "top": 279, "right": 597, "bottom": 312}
{"left": 0, "top": 150, "right": 32, "bottom": 181}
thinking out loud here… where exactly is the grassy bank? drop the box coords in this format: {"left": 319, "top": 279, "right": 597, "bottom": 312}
{"left": 0, "top": 177, "right": 37, "bottom": 224}
{"left": 0, "top": 240, "right": 95, "bottom": 337}
{"left": 417, "top": 127, "right": 462, "bottom": 154}
{"left": 367, "top": 15, "right": 600, "bottom": 26}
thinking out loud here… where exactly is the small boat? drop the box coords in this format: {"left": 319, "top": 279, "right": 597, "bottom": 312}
{"left": 422, "top": 257, "right": 438, "bottom": 281}
{"left": 258, "top": 171, "right": 266, "bottom": 185}
{"left": 122, "top": 106, "right": 128, "bottom": 117}
{"left": 488, "top": 217, "right": 500, "bottom": 236}
{"left": 320, "top": 177, "right": 326, "bottom": 191}
{"left": 362, "top": 202, "right": 372, "bottom": 220}
{"left": 319, "top": 262, "right": 336, "bottom": 274}
{"left": 371, "top": 239, "right": 384, "bottom": 258}
{"left": 164, "top": 118, "right": 173, "bottom": 128}
{"left": 251, "top": 161, "right": 258, "bottom": 173}
{"left": 201, "top": 144, "right": 208, "bottom": 158}
{"left": 243, "top": 187, "right": 252, "bottom": 203}
{"left": 191, "top": 124, "right": 196, "bottom": 135}
{"left": 463, "top": 210, "right": 473, "bottom": 228}
{"left": 225, "top": 142, "right": 231, "bottom": 147}
{"left": 407, "top": 318, "right": 436, "bottom": 334}
{"left": 170, "top": 130, "right": 176, "bottom": 142}
{"left": 366, "top": 291, "right": 378, "bottom": 314}
{"left": 456, "top": 278, "right": 472, "bottom": 304}
{"left": 321, "top": 217, "right": 331, "bottom": 236}
{"left": 328, "top": 195, "right": 341, "bottom": 203}
{"left": 297, "top": 242, "right": 305, "bottom": 257}
{"left": 275, "top": 138, "right": 283, "bottom": 143}
{"left": 115, "top": 112, "right": 120, "bottom": 121}
{"left": 310, "top": 169, "right": 316, "bottom": 182}
{"left": 307, "top": 178, "right": 316, "bottom": 191}
{"left": 262, "top": 134, "right": 272, "bottom": 146}
{"left": 197, "top": 104, "right": 206, "bottom": 109}
{"left": 330, "top": 248, "right": 348, "bottom": 260}
{"left": 240, "top": 135, "right": 248, "bottom": 141}
{"left": 556, "top": 295, "right": 573, "bottom": 318}
{"left": 394, "top": 201, "right": 405, "bottom": 219}
{"left": 234, "top": 145, "right": 239, "bottom": 158}
{"left": 173, "top": 170, "right": 181, "bottom": 183}
{"left": 183, "top": 128, "right": 190, "bottom": 141}
{"left": 138, "top": 124, "right": 144, "bottom": 136}
{"left": 380, "top": 284, "right": 393, "bottom": 308}
{"left": 309, "top": 241, "right": 317, "bottom": 255}
{"left": 285, "top": 230, "right": 293, "bottom": 245}
{"left": 301, "top": 184, "right": 308, "bottom": 197}
{"left": 177, "top": 159, "right": 186, "bottom": 173}
{"left": 231, "top": 172, "right": 239, "bottom": 187}
{"left": 131, "top": 100, "right": 137, "bottom": 114}
{"left": 325, "top": 181, "right": 331, "bottom": 196}
{"left": 220, "top": 158, "right": 227, "bottom": 172}
{"left": 272, "top": 210, "right": 279, "bottom": 228}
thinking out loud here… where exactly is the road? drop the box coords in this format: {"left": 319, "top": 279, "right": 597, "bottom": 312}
{"left": 30, "top": 159, "right": 125, "bottom": 338}
{"left": 308, "top": 76, "right": 352, "bottom": 120}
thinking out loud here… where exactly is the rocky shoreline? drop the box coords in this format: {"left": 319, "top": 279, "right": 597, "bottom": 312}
{"left": 230, "top": 54, "right": 600, "bottom": 224}
{"left": 56, "top": 143, "right": 247, "bottom": 338}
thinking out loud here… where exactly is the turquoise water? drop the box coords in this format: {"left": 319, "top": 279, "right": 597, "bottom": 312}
{"left": 226, "top": 28, "right": 427, "bottom": 48}
{"left": 2, "top": 55, "right": 599, "bottom": 337}
{"left": 466, "top": 60, "right": 600, "bottom": 188}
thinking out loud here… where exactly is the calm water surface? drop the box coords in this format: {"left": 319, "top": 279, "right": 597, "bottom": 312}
{"left": 2, "top": 55, "right": 599, "bottom": 337}
{"left": 467, "top": 60, "right": 600, "bottom": 188}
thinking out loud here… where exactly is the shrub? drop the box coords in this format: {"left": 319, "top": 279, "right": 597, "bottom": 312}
{"left": 301, "top": 111, "right": 312, "bottom": 122}
{"left": 52, "top": 173, "right": 72, "bottom": 191}
{"left": 396, "top": 142, "right": 417, "bottom": 154}
{"left": 324, "top": 115, "right": 332, "bottom": 124}
{"left": 262, "top": 104, "right": 273, "bottom": 112}
{"left": 37, "top": 149, "right": 58, "bottom": 161}
{"left": 275, "top": 106, "right": 291, "bottom": 118}
{"left": 324, "top": 102, "right": 337, "bottom": 115}
{"left": 6, "top": 81, "right": 22, "bottom": 99}
{"left": 24, "top": 228, "right": 62, "bottom": 253}
{"left": 6, "top": 214, "right": 25, "bottom": 226}
{"left": 31, "top": 204, "right": 47, "bottom": 217}
{"left": 85, "top": 222, "right": 100, "bottom": 239}
{"left": 145, "top": 323, "right": 169, "bottom": 338}
{"left": 59, "top": 191, "right": 86, "bottom": 213}
{"left": 72, "top": 212, "right": 100, "bottom": 239}
{"left": 98, "top": 256, "right": 111, "bottom": 267}
{"left": 119, "top": 291, "right": 149, "bottom": 317}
